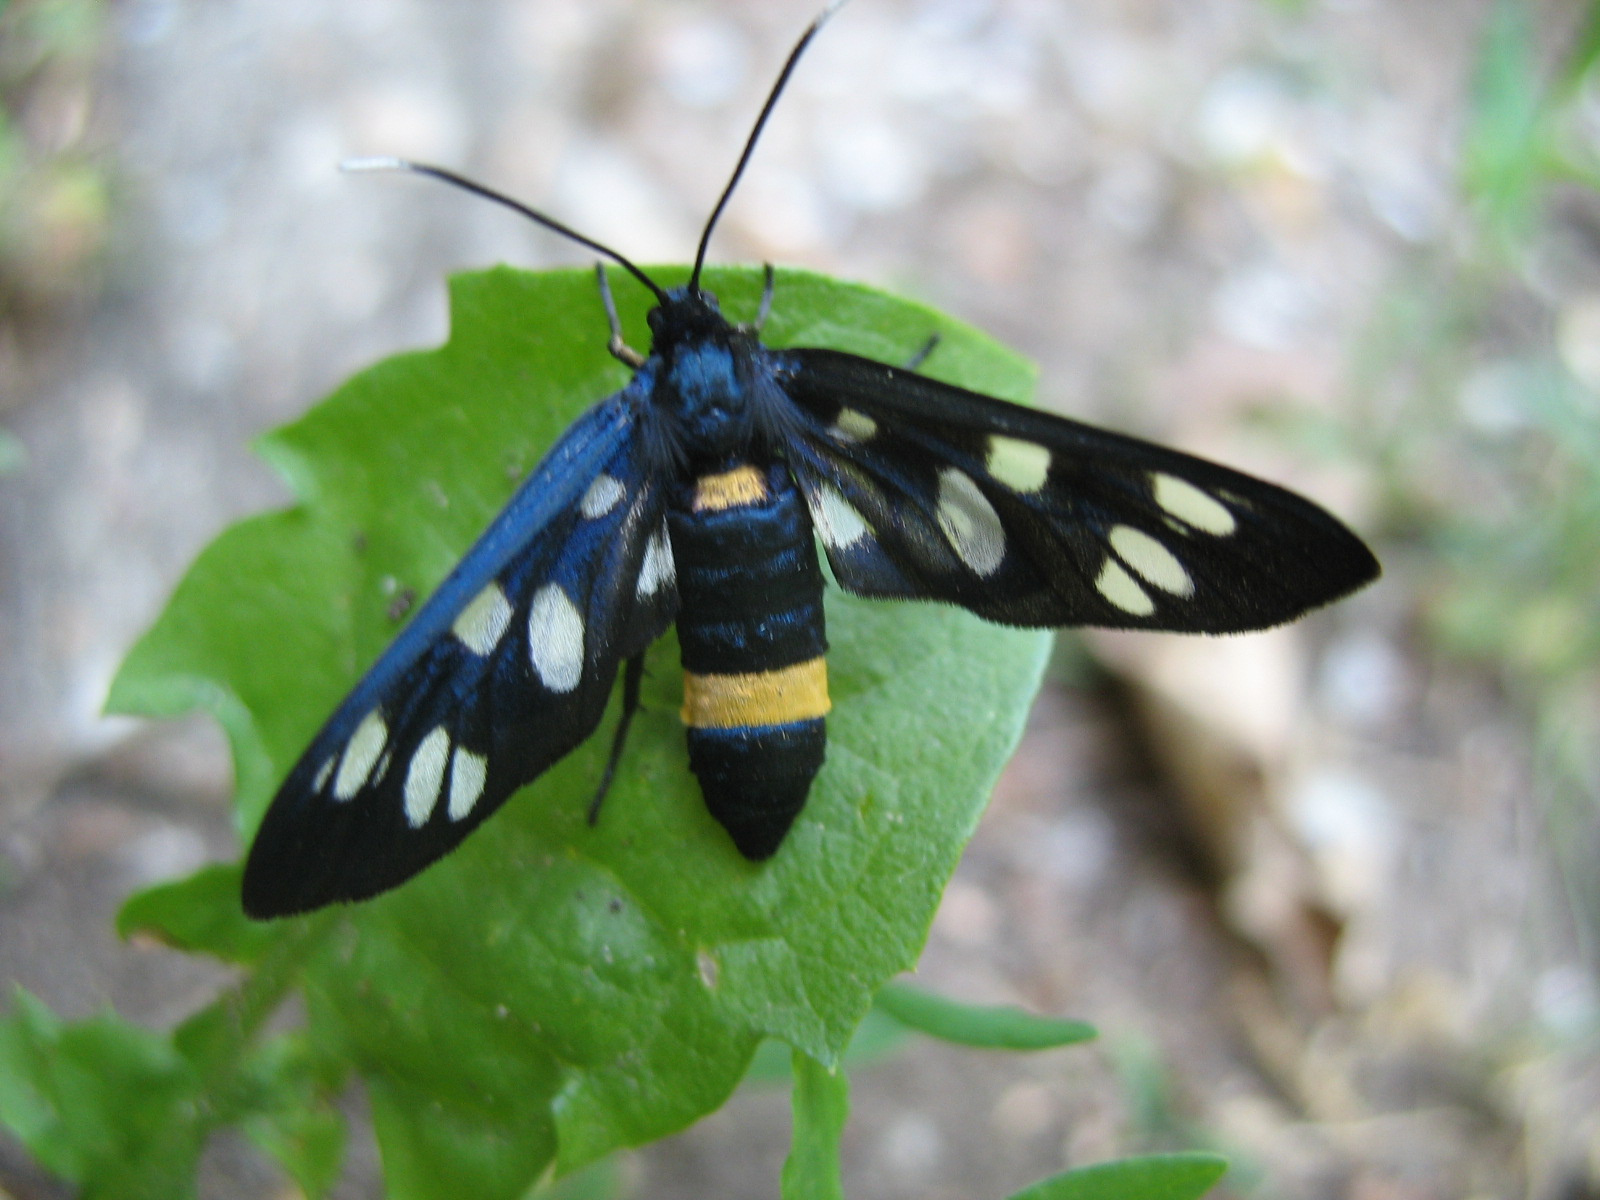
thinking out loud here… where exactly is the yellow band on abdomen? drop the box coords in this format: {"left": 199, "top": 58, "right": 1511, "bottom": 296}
{"left": 692, "top": 464, "right": 768, "bottom": 512}
{"left": 680, "top": 658, "right": 831, "bottom": 729}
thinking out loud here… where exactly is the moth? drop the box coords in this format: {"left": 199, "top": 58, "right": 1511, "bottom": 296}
{"left": 242, "top": 6, "right": 1378, "bottom": 918}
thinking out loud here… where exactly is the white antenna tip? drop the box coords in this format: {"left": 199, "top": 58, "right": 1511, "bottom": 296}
{"left": 340, "top": 156, "right": 411, "bottom": 174}
{"left": 813, "top": 0, "right": 850, "bottom": 29}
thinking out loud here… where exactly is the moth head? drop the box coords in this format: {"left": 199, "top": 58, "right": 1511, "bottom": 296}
{"left": 648, "top": 287, "right": 730, "bottom": 351}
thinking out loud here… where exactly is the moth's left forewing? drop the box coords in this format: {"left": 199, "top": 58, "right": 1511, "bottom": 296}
{"left": 778, "top": 347, "right": 1378, "bottom": 633}
{"left": 242, "top": 397, "right": 677, "bottom": 917}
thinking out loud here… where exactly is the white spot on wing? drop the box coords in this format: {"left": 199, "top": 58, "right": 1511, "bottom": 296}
{"left": 333, "top": 710, "right": 388, "bottom": 801}
{"left": 986, "top": 435, "right": 1051, "bottom": 493}
{"left": 448, "top": 749, "right": 487, "bottom": 821}
{"left": 1109, "top": 525, "right": 1193, "bottom": 596}
{"left": 936, "top": 467, "right": 1006, "bottom": 576}
{"left": 313, "top": 755, "right": 335, "bottom": 793}
{"left": 452, "top": 582, "right": 513, "bottom": 656}
{"left": 403, "top": 726, "right": 452, "bottom": 827}
{"left": 830, "top": 408, "right": 877, "bottom": 442}
{"left": 808, "top": 484, "right": 869, "bottom": 549}
{"left": 528, "top": 584, "right": 585, "bottom": 692}
{"left": 579, "top": 473, "right": 626, "bottom": 519}
{"left": 1152, "top": 472, "right": 1236, "bottom": 536}
{"left": 1095, "top": 559, "right": 1156, "bottom": 615}
{"left": 638, "top": 526, "right": 675, "bottom": 598}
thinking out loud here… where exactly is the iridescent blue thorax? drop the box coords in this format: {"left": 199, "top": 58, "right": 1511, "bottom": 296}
{"left": 646, "top": 286, "right": 766, "bottom": 463}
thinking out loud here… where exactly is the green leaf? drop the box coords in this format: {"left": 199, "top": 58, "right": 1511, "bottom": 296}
{"left": 0, "top": 991, "right": 205, "bottom": 1200}
{"left": 118, "top": 863, "right": 275, "bottom": 964}
{"left": 539, "top": 1158, "right": 627, "bottom": 1200}
{"left": 1006, "top": 1153, "right": 1229, "bottom": 1200}
{"left": 781, "top": 1051, "right": 849, "bottom": 1200}
{"left": 233, "top": 1033, "right": 347, "bottom": 1199}
{"left": 875, "top": 982, "right": 1097, "bottom": 1050}
{"left": 243, "top": 1102, "right": 345, "bottom": 1200}
{"left": 106, "top": 266, "right": 1050, "bottom": 1193}
{"left": 744, "top": 1003, "right": 912, "bottom": 1085}
{"left": 366, "top": 1063, "right": 558, "bottom": 1200}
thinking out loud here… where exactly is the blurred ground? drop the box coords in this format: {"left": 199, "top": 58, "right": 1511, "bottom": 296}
{"left": 2, "top": 0, "right": 1598, "bottom": 1197}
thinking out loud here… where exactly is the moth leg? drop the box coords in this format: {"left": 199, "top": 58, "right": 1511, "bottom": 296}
{"left": 903, "top": 333, "right": 940, "bottom": 371}
{"left": 597, "top": 264, "right": 646, "bottom": 368}
{"left": 741, "top": 262, "right": 776, "bottom": 334}
{"left": 588, "top": 651, "right": 647, "bottom": 825}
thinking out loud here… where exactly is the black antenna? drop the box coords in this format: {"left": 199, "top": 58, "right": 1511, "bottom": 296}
{"left": 688, "top": 0, "right": 848, "bottom": 294}
{"left": 341, "top": 157, "right": 669, "bottom": 304}
{"left": 344, "top": 3, "right": 847, "bottom": 305}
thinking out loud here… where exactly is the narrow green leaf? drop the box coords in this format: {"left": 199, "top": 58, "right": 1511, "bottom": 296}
{"left": 0, "top": 993, "right": 63, "bottom": 1155}
{"left": 781, "top": 1051, "right": 850, "bottom": 1200}
{"left": 540, "top": 1158, "right": 626, "bottom": 1200}
{"left": 1006, "top": 1153, "right": 1229, "bottom": 1200}
{"left": 743, "top": 1004, "right": 912, "bottom": 1085}
{"left": 876, "top": 982, "right": 1097, "bottom": 1050}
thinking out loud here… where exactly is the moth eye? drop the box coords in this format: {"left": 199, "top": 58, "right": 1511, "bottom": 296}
{"left": 1151, "top": 472, "right": 1236, "bottom": 536}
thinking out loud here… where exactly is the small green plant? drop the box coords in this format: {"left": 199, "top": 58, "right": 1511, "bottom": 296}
{"left": 0, "top": 268, "right": 1228, "bottom": 1199}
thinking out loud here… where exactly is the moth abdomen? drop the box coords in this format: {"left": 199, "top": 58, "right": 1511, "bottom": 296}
{"left": 685, "top": 720, "right": 827, "bottom": 860}
{"left": 670, "top": 461, "right": 830, "bottom": 856}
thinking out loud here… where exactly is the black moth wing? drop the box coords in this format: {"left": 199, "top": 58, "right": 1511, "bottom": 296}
{"left": 777, "top": 347, "right": 1378, "bottom": 633}
{"left": 242, "top": 393, "right": 678, "bottom": 918}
